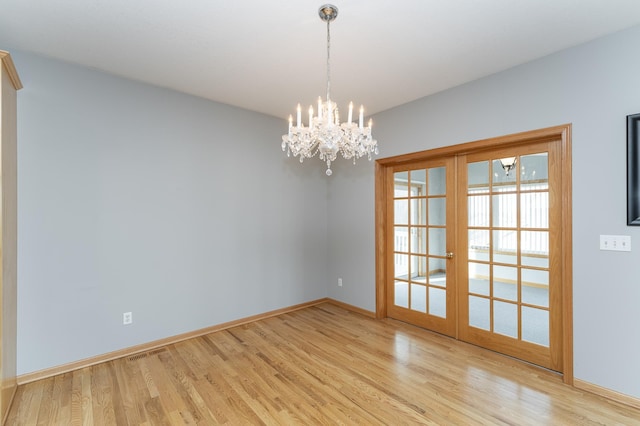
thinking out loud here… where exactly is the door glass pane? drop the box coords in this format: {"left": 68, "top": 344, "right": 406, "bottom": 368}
{"left": 521, "top": 231, "right": 549, "bottom": 268}
{"left": 522, "top": 269, "right": 549, "bottom": 307}
{"left": 468, "top": 195, "right": 490, "bottom": 227}
{"left": 394, "top": 281, "right": 408, "bottom": 308}
{"left": 428, "top": 167, "right": 446, "bottom": 195}
{"left": 429, "top": 198, "right": 446, "bottom": 226}
{"left": 469, "top": 230, "right": 489, "bottom": 261}
{"left": 469, "top": 262, "right": 489, "bottom": 295}
{"left": 493, "top": 230, "right": 517, "bottom": 265}
{"left": 428, "top": 228, "right": 446, "bottom": 256}
{"left": 394, "top": 254, "right": 408, "bottom": 279}
{"left": 469, "top": 296, "right": 490, "bottom": 330}
{"left": 394, "top": 226, "right": 408, "bottom": 252}
{"left": 522, "top": 306, "right": 549, "bottom": 346}
{"left": 429, "top": 287, "right": 446, "bottom": 318}
{"left": 492, "top": 159, "right": 517, "bottom": 192}
{"left": 395, "top": 171, "right": 409, "bottom": 182}
{"left": 520, "top": 153, "right": 548, "bottom": 191}
{"left": 395, "top": 186, "right": 409, "bottom": 198}
{"left": 412, "top": 227, "right": 427, "bottom": 254}
{"left": 494, "top": 301, "right": 518, "bottom": 338}
{"left": 468, "top": 161, "right": 489, "bottom": 193}
{"left": 411, "top": 284, "right": 426, "bottom": 313}
{"left": 493, "top": 265, "right": 517, "bottom": 301}
{"left": 411, "top": 169, "right": 427, "bottom": 195}
{"left": 492, "top": 194, "right": 517, "bottom": 228}
{"left": 410, "top": 199, "right": 426, "bottom": 225}
{"left": 429, "top": 257, "right": 446, "bottom": 286}
{"left": 410, "top": 255, "right": 427, "bottom": 281}
{"left": 394, "top": 199, "right": 408, "bottom": 225}
{"left": 521, "top": 192, "right": 548, "bottom": 228}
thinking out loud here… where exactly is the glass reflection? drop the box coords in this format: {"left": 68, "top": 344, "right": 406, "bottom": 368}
{"left": 394, "top": 171, "right": 409, "bottom": 197}
{"left": 411, "top": 284, "right": 427, "bottom": 313}
{"left": 521, "top": 231, "right": 549, "bottom": 268}
{"left": 412, "top": 227, "right": 427, "bottom": 255}
{"left": 429, "top": 167, "right": 446, "bottom": 195}
{"left": 410, "top": 198, "right": 426, "bottom": 225}
{"left": 493, "top": 230, "right": 517, "bottom": 265}
{"left": 468, "top": 229, "right": 490, "bottom": 261}
{"left": 411, "top": 169, "right": 427, "bottom": 195}
{"left": 494, "top": 301, "right": 518, "bottom": 338}
{"left": 492, "top": 159, "right": 517, "bottom": 192}
{"left": 469, "top": 296, "right": 490, "bottom": 330}
{"left": 410, "top": 255, "right": 427, "bottom": 281}
{"left": 429, "top": 257, "right": 446, "bottom": 287}
{"left": 429, "top": 198, "right": 446, "bottom": 226}
{"left": 521, "top": 269, "right": 549, "bottom": 308}
{"left": 492, "top": 194, "right": 517, "bottom": 228}
{"left": 394, "top": 254, "right": 408, "bottom": 279}
{"left": 394, "top": 281, "right": 408, "bottom": 308}
{"left": 468, "top": 262, "right": 489, "bottom": 296}
{"left": 520, "top": 153, "right": 549, "bottom": 191}
{"left": 428, "top": 228, "right": 446, "bottom": 256}
{"left": 468, "top": 195, "right": 490, "bottom": 227}
{"left": 468, "top": 161, "right": 489, "bottom": 193}
{"left": 521, "top": 192, "right": 549, "bottom": 228}
{"left": 522, "top": 307, "right": 549, "bottom": 346}
{"left": 394, "top": 199, "right": 408, "bottom": 225}
{"left": 429, "top": 288, "right": 446, "bottom": 318}
{"left": 394, "top": 226, "right": 408, "bottom": 252}
{"left": 493, "top": 265, "right": 517, "bottom": 301}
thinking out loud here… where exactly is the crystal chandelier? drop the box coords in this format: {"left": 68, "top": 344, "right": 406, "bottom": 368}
{"left": 281, "top": 4, "right": 378, "bottom": 176}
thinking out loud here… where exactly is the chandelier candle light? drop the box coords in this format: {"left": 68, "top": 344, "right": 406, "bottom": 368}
{"left": 281, "top": 4, "right": 378, "bottom": 176}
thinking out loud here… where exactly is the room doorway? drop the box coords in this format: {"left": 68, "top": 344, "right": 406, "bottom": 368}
{"left": 375, "top": 125, "right": 572, "bottom": 381}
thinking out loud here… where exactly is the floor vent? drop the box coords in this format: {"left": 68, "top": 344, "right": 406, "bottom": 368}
{"left": 128, "top": 353, "right": 147, "bottom": 361}
{"left": 128, "top": 347, "right": 167, "bottom": 361}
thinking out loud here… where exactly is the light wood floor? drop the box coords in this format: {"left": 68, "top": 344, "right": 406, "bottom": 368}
{"left": 6, "top": 303, "right": 640, "bottom": 425}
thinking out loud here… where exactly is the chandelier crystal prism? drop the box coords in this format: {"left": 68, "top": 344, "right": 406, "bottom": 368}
{"left": 281, "top": 4, "right": 378, "bottom": 176}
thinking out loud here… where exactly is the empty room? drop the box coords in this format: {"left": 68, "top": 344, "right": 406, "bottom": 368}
{"left": 1, "top": 0, "right": 640, "bottom": 424}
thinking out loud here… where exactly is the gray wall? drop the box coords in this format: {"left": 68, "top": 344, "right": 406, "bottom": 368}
{"left": 13, "top": 50, "right": 329, "bottom": 375}
{"left": 328, "top": 25, "right": 640, "bottom": 399}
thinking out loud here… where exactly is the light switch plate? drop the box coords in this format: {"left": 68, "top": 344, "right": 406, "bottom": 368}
{"left": 599, "top": 235, "right": 631, "bottom": 252}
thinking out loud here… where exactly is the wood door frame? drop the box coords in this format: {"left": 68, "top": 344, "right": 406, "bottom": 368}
{"left": 375, "top": 124, "right": 573, "bottom": 384}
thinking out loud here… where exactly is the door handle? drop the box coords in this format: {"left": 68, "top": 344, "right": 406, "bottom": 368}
{"left": 446, "top": 252, "right": 454, "bottom": 259}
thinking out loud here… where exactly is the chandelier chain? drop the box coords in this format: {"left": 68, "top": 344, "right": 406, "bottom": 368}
{"left": 326, "top": 18, "right": 331, "bottom": 102}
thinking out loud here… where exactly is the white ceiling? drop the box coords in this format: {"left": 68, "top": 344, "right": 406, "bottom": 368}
{"left": 2, "top": 0, "right": 640, "bottom": 120}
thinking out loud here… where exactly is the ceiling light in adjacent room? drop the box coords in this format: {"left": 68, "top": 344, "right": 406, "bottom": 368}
{"left": 499, "top": 156, "right": 517, "bottom": 176}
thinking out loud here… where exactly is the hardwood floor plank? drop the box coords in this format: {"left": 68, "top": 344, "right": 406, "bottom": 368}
{"left": 24, "top": 377, "right": 44, "bottom": 425}
{"left": 111, "top": 356, "right": 143, "bottom": 425}
{"left": 70, "top": 368, "right": 88, "bottom": 425}
{"left": 51, "top": 372, "right": 73, "bottom": 425}
{"left": 7, "top": 303, "right": 640, "bottom": 425}
{"left": 35, "top": 378, "right": 55, "bottom": 426}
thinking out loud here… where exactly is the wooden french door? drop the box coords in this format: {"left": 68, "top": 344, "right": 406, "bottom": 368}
{"left": 386, "top": 158, "right": 456, "bottom": 337}
{"left": 457, "top": 140, "right": 562, "bottom": 371}
{"left": 377, "top": 125, "right": 571, "bottom": 376}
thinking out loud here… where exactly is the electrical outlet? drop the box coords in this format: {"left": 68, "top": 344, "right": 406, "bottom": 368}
{"left": 123, "top": 312, "right": 133, "bottom": 325}
{"left": 338, "top": 278, "right": 343, "bottom": 287}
